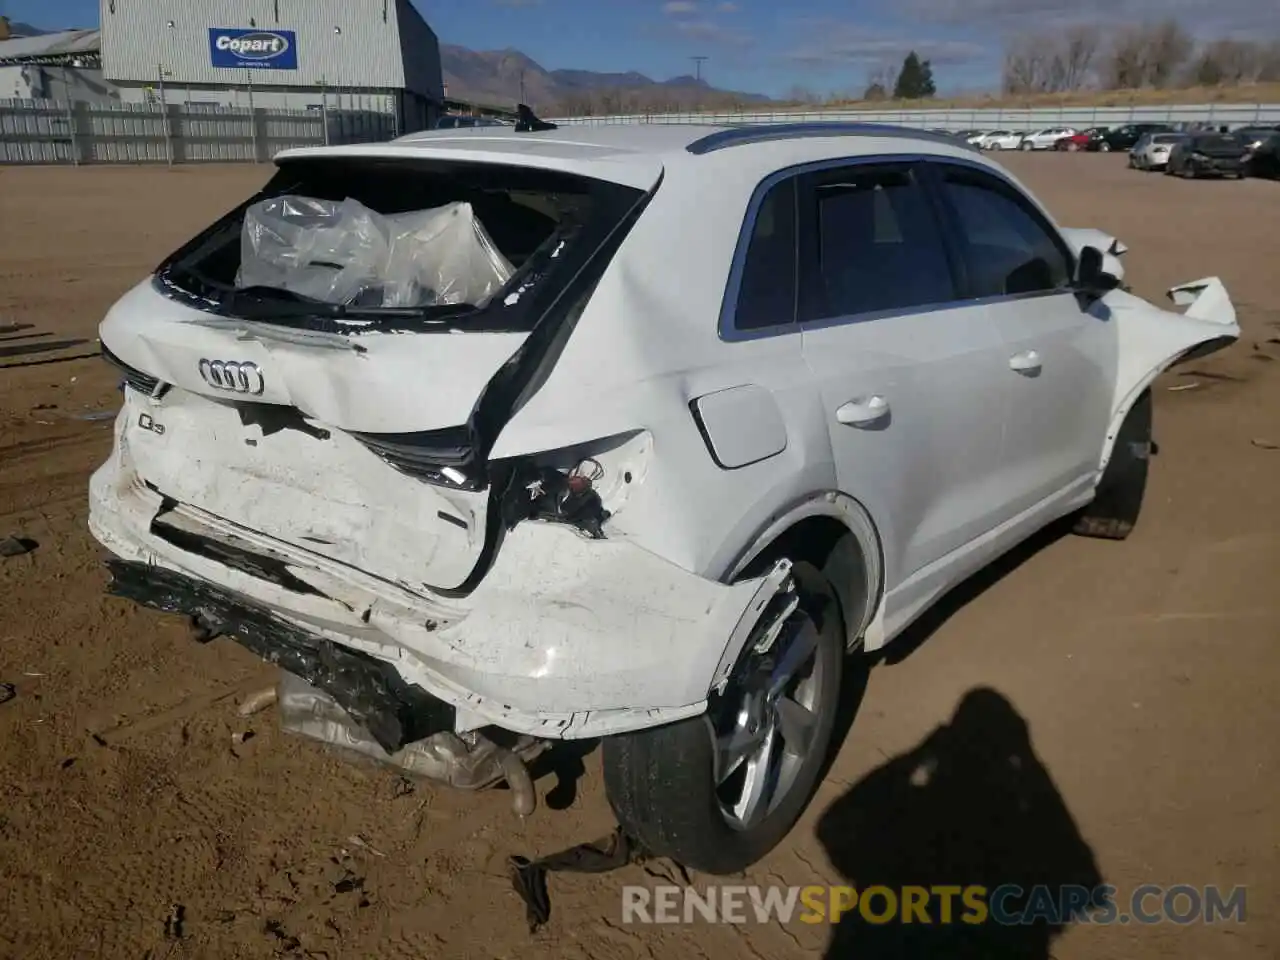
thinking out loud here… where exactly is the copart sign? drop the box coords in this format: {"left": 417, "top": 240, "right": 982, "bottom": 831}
{"left": 209, "top": 28, "right": 298, "bottom": 70}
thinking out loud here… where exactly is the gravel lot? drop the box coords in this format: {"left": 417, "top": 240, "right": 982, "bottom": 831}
{"left": 1, "top": 154, "right": 1278, "bottom": 960}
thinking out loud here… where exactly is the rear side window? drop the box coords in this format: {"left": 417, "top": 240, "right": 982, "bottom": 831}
{"left": 733, "top": 177, "right": 797, "bottom": 331}
{"left": 800, "top": 165, "right": 956, "bottom": 322}
{"left": 935, "top": 167, "right": 1073, "bottom": 298}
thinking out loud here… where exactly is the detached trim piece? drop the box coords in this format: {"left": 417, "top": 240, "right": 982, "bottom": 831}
{"left": 104, "top": 559, "right": 456, "bottom": 753}
{"left": 687, "top": 123, "right": 976, "bottom": 156}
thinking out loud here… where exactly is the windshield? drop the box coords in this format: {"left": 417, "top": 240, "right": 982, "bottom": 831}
{"left": 155, "top": 156, "right": 646, "bottom": 333}
{"left": 1152, "top": 134, "right": 1182, "bottom": 144}
{"left": 1192, "top": 135, "right": 1240, "bottom": 149}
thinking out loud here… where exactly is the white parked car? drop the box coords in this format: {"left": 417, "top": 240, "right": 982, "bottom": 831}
{"left": 1131, "top": 132, "right": 1186, "bottom": 171}
{"left": 978, "top": 129, "right": 1025, "bottom": 150}
{"left": 90, "top": 121, "right": 1240, "bottom": 874}
{"left": 1019, "top": 127, "right": 1077, "bottom": 150}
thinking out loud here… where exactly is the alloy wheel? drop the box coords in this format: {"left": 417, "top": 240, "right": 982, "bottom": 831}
{"left": 711, "top": 610, "right": 826, "bottom": 830}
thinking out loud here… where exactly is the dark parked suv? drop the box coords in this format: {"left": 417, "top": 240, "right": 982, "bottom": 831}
{"left": 1166, "top": 133, "right": 1248, "bottom": 179}
{"left": 1090, "top": 123, "right": 1174, "bottom": 152}
{"left": 1244, "top": 133, "right": 1280, "bottom": 179}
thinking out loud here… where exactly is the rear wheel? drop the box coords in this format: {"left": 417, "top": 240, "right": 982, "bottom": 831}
{"left": 1073, "top": 390, "right": 1152, "bottom": 540}
{"left": 603, "top": 562, "right": 845, "bottom": 874}
{"left": 1099, "top": 142, "right": 1112, "bottom": 152}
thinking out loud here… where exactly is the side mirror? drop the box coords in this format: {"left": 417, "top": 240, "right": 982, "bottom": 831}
{"left": 1075, "top": 245, "right": 1120, "bottom": 294}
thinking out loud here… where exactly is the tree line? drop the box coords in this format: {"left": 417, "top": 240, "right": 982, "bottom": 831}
{"left": 546, "top": 19, "right": 1279, "bottom": 116}
{"left": 1002, "top": 21, "right": 1280, "bottom": 94}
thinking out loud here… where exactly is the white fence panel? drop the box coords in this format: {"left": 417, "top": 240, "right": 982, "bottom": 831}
{"left": 549, "top": 102, "right": 1280, "bottom": 130}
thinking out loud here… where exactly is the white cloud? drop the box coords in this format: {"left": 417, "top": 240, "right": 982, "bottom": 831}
{"left": 662, "top": 1, "right": 700, "bottom": 15}
{"left": 784, "top": 24, "right": 987, "bottom": 67}
{"left": 671, "top": 18, "right": 753, "bottom": 46}
{"left": 904, "top": 0, "right": 1279, "bottom": 36}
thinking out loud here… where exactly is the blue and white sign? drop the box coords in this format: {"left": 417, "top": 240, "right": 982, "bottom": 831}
{"left": 209, "top": 28, "right": 298, "bottom": 70}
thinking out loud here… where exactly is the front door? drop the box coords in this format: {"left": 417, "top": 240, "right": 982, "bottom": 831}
{"left": 926, "top": 161, "right": 1117, "bottom": 518}
{"left": 793, "top": 161, "right": 1010, "bottom": 622}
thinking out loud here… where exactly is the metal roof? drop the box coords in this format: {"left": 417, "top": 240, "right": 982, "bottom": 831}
{"left": 0, "top": 29, "right": 100, "bottom": 64}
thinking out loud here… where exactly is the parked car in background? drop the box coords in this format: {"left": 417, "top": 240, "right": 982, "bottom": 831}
{"left": 1090, "top": 123, "right": 1173, "bottom": 152}
{"left": 1232, "top": 126, "right": 1280, "bottom": 152}
{"left": 435, "top": 114, "right": 508, "bottom": 129}
{"left": 1055, "top": 127, "right": 1107, "bottom": 151}
{"left": 1243, "top": 132, "right": 1280, "bottom": 179}
{"left": 1020, "top": 127, "right": 1077, "bottom": 151}
{"left": 1166, "top": 132, "right": 1248, "bottom": 178}
{"left": 979, "top": 130, "right": 1027, "bottom": 150}
{"left": 1130, "top": 132, "right": 1186, "bottom": 171}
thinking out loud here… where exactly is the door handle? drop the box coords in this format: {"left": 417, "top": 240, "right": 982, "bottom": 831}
{"left": 1009, "top": 350, "right": 1042, "bottom": 374}
{"left": 836, "top": 395, "right": 890, "bottom": 426}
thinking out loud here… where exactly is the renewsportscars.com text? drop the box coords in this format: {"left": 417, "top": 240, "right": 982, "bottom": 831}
{"left": 621, "top": 883, "right": 1247, "bottom": 926}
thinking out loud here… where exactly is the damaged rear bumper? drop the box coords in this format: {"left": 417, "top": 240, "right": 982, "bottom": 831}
{"left": 89, "top": 441, "right": 788, "bottom": 743}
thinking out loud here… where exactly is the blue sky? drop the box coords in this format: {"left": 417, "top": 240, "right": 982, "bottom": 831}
{"left": 5, "top": 0, "right": 1279, "bottom": 96}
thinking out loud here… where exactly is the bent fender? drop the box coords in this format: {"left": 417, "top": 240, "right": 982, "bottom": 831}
{"left": 1099, "top": 276, "right": 1241, "bottom": 471}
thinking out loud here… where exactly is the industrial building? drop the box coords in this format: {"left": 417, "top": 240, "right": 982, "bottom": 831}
{"left": 98, "top": 0, "right": 443, "bottom": 132}
{"left": 0, "top": 21, "right": 109, "bottom": 102}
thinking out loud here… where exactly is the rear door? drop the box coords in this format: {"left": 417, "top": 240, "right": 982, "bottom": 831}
{"left": 925, "top": 160, "right": 1116, "bottom": 517}
{"left": 794, "top": 160, "right": 1010, "bottom": 598}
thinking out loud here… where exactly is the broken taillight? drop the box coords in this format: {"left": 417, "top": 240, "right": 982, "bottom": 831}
{"left": 502, "top": 459, "right": 610, "bottom": 539}
{"left": 352, "top": 426, "right": 485, "bottom": 490}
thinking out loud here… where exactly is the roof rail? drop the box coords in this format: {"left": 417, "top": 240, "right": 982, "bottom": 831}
{"left": 685, "top": 122, "right": 973, "bottom": 156}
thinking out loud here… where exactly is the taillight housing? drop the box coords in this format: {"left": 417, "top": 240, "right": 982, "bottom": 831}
{"left": 352, "top": 425, "right": 485, "bottom": 490}
{"left": 102, "top": 344, "right": 170, "bottom": 399}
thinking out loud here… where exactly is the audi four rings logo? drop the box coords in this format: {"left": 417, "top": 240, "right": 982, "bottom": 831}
{"left": 198, "top": 359, "right": 265, "bottom": 395}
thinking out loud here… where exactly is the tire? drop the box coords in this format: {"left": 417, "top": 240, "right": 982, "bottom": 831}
{"left": 1020, "top": 141, "right": 1033, "bottom": 151}
{"left": 1099, "top": 142, "right": 1112, "bottom": 152}
{"left": 1073, "top": 390, "right": 1152, "bottom": 540}
{"left": 603, "top": 561, "right": 845, "bottom": 874}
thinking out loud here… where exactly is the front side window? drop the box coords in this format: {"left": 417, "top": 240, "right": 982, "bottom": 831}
{"left": 935, "top": 166, "right": 1073, "bottom": 299}
{"left": 800, "top": 165, "right": 957, "bottom": 322}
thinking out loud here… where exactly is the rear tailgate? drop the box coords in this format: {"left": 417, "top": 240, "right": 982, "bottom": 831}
{"left": 98, "top": 147, "right": 658, "bottom": 592}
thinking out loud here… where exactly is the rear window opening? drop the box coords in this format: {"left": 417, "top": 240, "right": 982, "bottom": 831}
{"left": 155, "top": 156, "right": 644, "bottom": 333}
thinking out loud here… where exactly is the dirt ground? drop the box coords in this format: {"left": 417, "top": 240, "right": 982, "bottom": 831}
{"left": 0, "top": 155, "right": 1277, "bottom": 960}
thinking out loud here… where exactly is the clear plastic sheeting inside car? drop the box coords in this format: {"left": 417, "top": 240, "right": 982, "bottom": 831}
{"left": 237, "top": 195, "right": 516, "bottom": 308}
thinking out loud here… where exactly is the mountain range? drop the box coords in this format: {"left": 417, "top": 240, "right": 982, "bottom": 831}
{"left": 441, "top": 45, "right": 770, "bottom": 113}
{"left": 1, "top": 20, "right": 49, "bottom": 37}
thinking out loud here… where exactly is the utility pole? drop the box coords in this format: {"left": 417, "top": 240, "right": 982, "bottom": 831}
{"left": 519, "top": 68, "right": 526, "bottom": 105}
{"left": 691, "top": 55, "right": 708, "bottom": 83}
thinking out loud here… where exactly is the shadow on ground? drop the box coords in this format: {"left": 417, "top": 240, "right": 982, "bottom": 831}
{"left": 815, "top": 687, "right": 1102, "bottom": 959}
